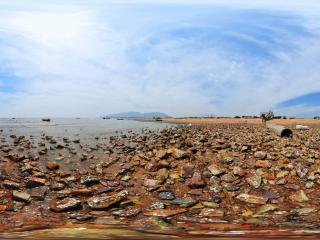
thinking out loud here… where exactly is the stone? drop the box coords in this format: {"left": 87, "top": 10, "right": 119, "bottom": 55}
{"left": 12, "top": 191, "right": 31, "bottom": 203}
{"left": 81, "top": 176, "right": 100, "bottom": 186}
{"left": 199, "top": 208, "right": 224, "bottom": 217}
{"left": 185, "top": 176, "right": 206, "bottom": 188}
{"left": 87, "top": 190, "right": 128, "bottom": 210}
{"left": 112, "top": 206, "right": 141, "bottom": 217}
{"left": 245, "top": 170, "right": 261, "bottom": 188}
{"left": 51, "top": 183, "right": 65, "bottom": 191}
{"left": 3, "top": 180, "right": 20, "bottom": 190}
{"left": 150, "top": 202, "right": 165, "bottom": 210}
{"left": 143, "top": 179, "right": 160, "bottom": 191}
{"left": 144, "top": 208, "right": 187, "bottom": 217}
{"left": 26, "top": 177, "right": 46, "bottom": 188}
{"left": 255, "top": 160, "right": 271, "bottom": 168}
{"left": 236, "top": 193, "right": 267, "bottom": 205}
{"left": 233, "top": 166, "right": 246, "bottom": 177}
{"left": 290, "top": 190, "right": 309, "bottom": 203}
{"left": 180, "top": 164, "right": 194, "bottom": 178}
{"left": 224, "top": 183, "right": 240, "bottom": 192}
{"left": 46, "top": 161, "right": 60, "bottom": 170}
{"left": 207, "top": 163, "right": 225, "bottom": 176}
{"left": 255, "top": 204, "right": 278, "bottom": 215}
{"left": 29, "top": 186, "right": 48, "bottom": 201}
{"left": 170, "top": 197, "right": 197, "bottom": 207}
{"left": 50, "top": 198, "right": 81, "bottom": 212}
{"left": 254, "top": 151, "right": 267, "bottom": 160}
{"left": 156, "top": 168, "right": 169, "bottom": 182}
{"left": 158, "top": 191, "right": 175, "bottom": 200}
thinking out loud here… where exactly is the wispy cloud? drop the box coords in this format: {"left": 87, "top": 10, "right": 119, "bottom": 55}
{"left": 0, "top": 1, "right": 320, "bottom": 117}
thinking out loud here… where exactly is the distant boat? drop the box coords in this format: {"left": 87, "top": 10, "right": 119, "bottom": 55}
{"left": 117, "top": 118, "right": 124, "bottom": 120}
{"left": 102, "top": 117, "right": 111, "bottom": 120}
{"left": 42, "top": 118, "right": 51, "bottom": 122}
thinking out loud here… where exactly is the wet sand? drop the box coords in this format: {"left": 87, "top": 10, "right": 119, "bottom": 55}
{"left": 1, "top": 119, "right": 320, "bottom": 239}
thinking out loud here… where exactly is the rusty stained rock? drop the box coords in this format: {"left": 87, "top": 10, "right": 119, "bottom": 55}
{"left": 87, "top": 190, "right": 128, "bottom": 210}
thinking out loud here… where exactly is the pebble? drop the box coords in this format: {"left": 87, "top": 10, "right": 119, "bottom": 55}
{"left": 158, "top": 191, "right": 175, "bottom": 200}
{"left": 50, "top": 198, "right": 81, "bottom": 212}
{"left": 87, "top": 190, "right": 128, "bottom": 210}
{"left": 12, "top": 191, "right": 31, "bottom": 203}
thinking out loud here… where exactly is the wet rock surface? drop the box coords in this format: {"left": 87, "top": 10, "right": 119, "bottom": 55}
{"left": 1, "top": 123, "right": 320, "bottom": 237}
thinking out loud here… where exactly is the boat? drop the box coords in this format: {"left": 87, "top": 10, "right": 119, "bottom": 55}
{"left": 117, "top": 118, "right": 124, "bottom": 120}
{"left": 42, "top": 118, "right": 51, "bottom": 122}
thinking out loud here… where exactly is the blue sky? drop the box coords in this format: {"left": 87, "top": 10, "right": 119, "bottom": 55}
{"left": 0, "top": 0, "right": 320, "bottom": 117}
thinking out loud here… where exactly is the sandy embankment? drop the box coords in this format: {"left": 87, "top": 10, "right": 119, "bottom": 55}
{"left": 160, "top": 118, "right": 320, "bottom": 127}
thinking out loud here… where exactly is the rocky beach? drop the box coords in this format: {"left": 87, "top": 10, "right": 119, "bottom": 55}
{"left": 1, "top": 119, "right": 320, "bottom": 238}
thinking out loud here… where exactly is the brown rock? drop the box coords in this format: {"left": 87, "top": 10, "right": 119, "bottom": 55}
{"left": 144, "top": 208, "right": 187, "bottom": 217}
{"left": 50, "top": 198, "right": 81, "bottom": 212}
{"left": 47, "top": 161, "right": 60, "bottom": 170}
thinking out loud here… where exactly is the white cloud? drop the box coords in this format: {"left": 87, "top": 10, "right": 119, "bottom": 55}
{"left": 0, "top": 1, "right": 319, "bottom": 117}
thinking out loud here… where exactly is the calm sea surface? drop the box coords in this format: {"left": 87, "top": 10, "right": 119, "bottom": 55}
{"left": 0, "top": 118, "right": 173, "bottom": 139}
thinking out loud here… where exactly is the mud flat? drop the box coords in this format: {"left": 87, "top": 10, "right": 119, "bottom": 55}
{"left": 1, "top": 120, "right": 320, "bottom": 238}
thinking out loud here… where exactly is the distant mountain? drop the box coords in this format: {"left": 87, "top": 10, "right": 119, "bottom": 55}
{"left": 104, "top": 112, "right": 171, "bottom": 119}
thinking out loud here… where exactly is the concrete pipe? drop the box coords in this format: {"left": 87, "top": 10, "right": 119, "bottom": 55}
{"left": 267, "top": 124, "right": 293, "bottom": 137}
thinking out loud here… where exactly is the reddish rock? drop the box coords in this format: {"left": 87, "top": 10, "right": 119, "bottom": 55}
{"left": 112, "top": 206, "right": 141, "bottom": 217}
{"left": 144, "top": 208, "right": 187, "bottom": 217}
{"left": 185, "top": 176, "right": 206, "bottom": 188}
{"left": 47, "top": 161, "right": 60, "bottom": 170}
{"left": 87, "top": 190, "right": 128, "bottom": 210}
{"left": 50, "top": 198, "right": 81, "bottom": 212}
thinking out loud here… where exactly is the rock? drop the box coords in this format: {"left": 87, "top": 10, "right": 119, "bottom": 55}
{"left": 47, "top": 161, "right": 60, "bottom": 170}
{"left": 12, "top": 191, "right": 31, "bottom": 202}
{"left": 51, "top": 183, "right": 65, "bottom": 191}
{"left": 170, "top": 148, "right": 187, "bottom": 159}
{"left": 144, "top": 208, "right": 187, "bottom": 217}
{"left": 156, "top": 149, "right": 169, "bottom": 159}
{"left": 245, "top": 170, "right": 261, "bottom": 188}
{"left": 143, "top": 179, "right": 160, "bottom": 191}
{"left": 202, "top": 201, "right": 219, "bottom": 208}
{"left": 254, "top": 151, "right": 267, "bottom": 160}
{"left": 220, "top": 173, "right": 235, "bottom": 183}
{"left": 70, "top": 188, "right": 94, "bottom": 196}
{"left": 276, "top": 171, "right": 289, "bottom": 179}
{"left": 185, "top": 176, "right": 206, "bottom": 188}
{"left": 305, "top": 181, "right": 314, "bottom": 189}
{"left": 28, "top": 186, "right": 48, "bottom": 201}
{"left": 112, "top": 206, "right": 141, "bottom": 217}
{"left": 233, "top": 166, "right": 246, "bottom": 177}
{"left": 156, "top": 168, "right": 169, "bottom": 183}
{"left": 170, "top": 197, "right": 197, "bottom": 207}
{"left": 296, "top": 208, "right": 316, "bottom": 216}
{"left": 150, "top": 202, "right": 165, "bottom": 210}
{"left": 120, "top": 175, "right": 131, "bottom": 182}
{"left": 26, "top": 177, "right": 46, "bottom": 188}
{"left": 290, "top": 190, "right": 309, "bottom": 203}
{"left": 50, "top": 198, "right": 81, "bottom": 212}
{"left": 180, "top": 164, "right": 194, "bottom": 178}
{"left": 81, "top": 176, "right": 100, "bottom": 186}
{"left": 199, "top": 208, "right": 224, "bottom": 217}
{"left": 255, "top": 160, "right": 271, "bottom": 168}
{"left": 87, "top": 190, "right": 128, "bottom": 210}
{"left": 255, "top": 204, "right": 279, "bottom": 215}
{"left": 158, "top": 191, "right": 175, "bottom": 200}
{"left": 207, "top": 163, "right": 225, "bottom": 176}
{"left": 3, "top": 180, "right": 20, "bottom": 190}
{"left": 236, "top": 193, "right": 267, "bottom": 204}
{"left": 224, "top": 183, "right": 240, "bottom": 192}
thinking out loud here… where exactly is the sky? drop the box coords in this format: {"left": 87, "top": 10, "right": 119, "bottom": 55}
{"left": 0, "top": 0, "right": 320, "bottom": 117}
